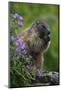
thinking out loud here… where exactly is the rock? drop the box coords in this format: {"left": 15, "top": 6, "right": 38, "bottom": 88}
{"left": 31, "top": 71, "right": 59, "bottom": 86}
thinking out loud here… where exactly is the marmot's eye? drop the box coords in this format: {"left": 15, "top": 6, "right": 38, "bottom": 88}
{"left": 41, "top": 25, "right": 50, "bottom": 35}
{"left": 42, "top": 25, "right": 46, "bottom": 29}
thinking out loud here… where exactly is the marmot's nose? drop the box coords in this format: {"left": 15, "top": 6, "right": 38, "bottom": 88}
{"left": 47, "top": 29, "right": 50, "bottom": 35}
{"left": 47, "top": 35, "right": 50, "bottom": 41}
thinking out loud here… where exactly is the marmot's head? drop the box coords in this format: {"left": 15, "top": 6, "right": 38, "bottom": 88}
{"left": 27, "top": 20, "right": 50, "bottom": 54}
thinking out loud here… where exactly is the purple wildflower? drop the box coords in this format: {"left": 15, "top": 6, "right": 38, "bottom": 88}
{"left": 18, "top": 16, "right": 23, "bottom": 21}
{"left": 11, "top": 13, "right": 23, "bottom": 27}
{"left": 16, "top": 38, "right": 23, "bottom": 46}
{"left": 17, "top": 20, "right": 23, "bottom": 26}
{"left": 16, "top": 37, "right": 27, "bottom": 54}
{"left": 10, "top": 35, "right": 15, "bottom": 41}
{"left": 21, "top": 44, "right": 26, "bottom": 49}
{"left": 16, "top": 48, "right": 20, "bottom": 53}
{"left": 16, "top": 41, "right": 19, "bottom": 47}
{"left": 36, "top": 69, "right": 42, "bottom": 76}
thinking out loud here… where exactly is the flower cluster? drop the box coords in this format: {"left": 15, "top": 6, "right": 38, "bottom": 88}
{"left": 10, "top": 13, "right": 32, "bottom": 59}
{"left": 11, "top": 13, "right": 23, "bottom": 26}
{"left": 16, "top": 37, "right": 32, "bottom": 59}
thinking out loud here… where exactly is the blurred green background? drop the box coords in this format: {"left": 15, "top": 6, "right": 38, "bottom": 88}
{"left": 9, "top": 2, "right": 59, "bottom": 72}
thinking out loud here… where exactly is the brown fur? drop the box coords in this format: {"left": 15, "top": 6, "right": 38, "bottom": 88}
{"left": 18, "top": 20, "right": 50, "bottom": 75}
